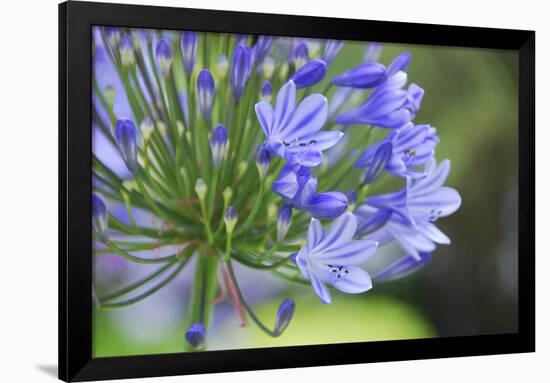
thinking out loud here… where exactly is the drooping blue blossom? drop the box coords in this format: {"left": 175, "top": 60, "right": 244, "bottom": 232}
{"left": 230, "top": 45, "right": 253, "bottom": 101}
{"left": 356, "top": 123, "right": 439, "bottom": 179}
{"left": 277, "top": 204, "right": 293, "bottom": 241}
{"left": 354, "top": 205, "right": 392, "bottom": 237}
{"left": 252, "top": 36, "right": 275, "bottom": 63}
{"left": 332, "top": 62, "right": 387, "bottom": 89}
{"left": 181, "top": 32, "right": 198, "bottom": 75}
{"left": 358, "top": 159, "right": 461, "bottom": 259}
{"left": 156, "top": 38, "right": 173, "bottom": 78}
{"left": 260, "top": 80, "right": 273, "bottom": 102}
{"left": 255, "top": 80, "right": 342, "bottom": 167}
{"left": 272, "top": 164, "right": 348, "bottom": 219}
{"left": 334, "top": 76, "right": 413, "bottom": 128}
{"left": 386, "top": 52, "right": 412, "bottom": 77}
{"left": 295, "top": 212, "right": 378, "bottom": 304}
{"left": 185, "top": 322, "right": 206, "bottom": 349}
{"left": 197, "top": 69, "right": 216, "bottom": 120}
{"left": 115, "top": 119, "right": 139, "bottom": 174}
{"left": 290, "top": 59, "right": 327, "bottom": 88}
{"left": 92, "top": 193, "right": 109, "bottom": 243}
{"left": 373, "top": 252, "right": 432, "bottom": 281}
{"left": 210, "top": 124, "right": 228, "bottom": 167}
{"left": 362, "top": 141, "right": 393, "bottom": 184}
{"left": 273, "top": 299, "right": 295, "bottom": 336}
{"left": 322, "top": 40, "right": 344, "bottom": 65}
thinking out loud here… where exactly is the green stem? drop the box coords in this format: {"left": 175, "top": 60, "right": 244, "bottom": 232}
{"left": 184, "top": 253, "right": 219, "bottom": 351}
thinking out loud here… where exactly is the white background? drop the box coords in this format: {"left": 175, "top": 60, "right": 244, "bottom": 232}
{"left": 0, "top": 0, "right": 547, "bottom": 381}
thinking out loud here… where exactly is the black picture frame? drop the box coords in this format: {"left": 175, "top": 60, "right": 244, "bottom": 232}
{"left": 59, "top": 1, "right": 535, "bottom": 381}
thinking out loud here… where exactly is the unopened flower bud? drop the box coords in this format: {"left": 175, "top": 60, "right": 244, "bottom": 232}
{"left": 197, "top": 69, "right": 216, "bottom": 120}
{"left": 156, "top": 39, "right": 172, "bottom": 78}
{"left": 262, "top": 56, "right": 275, "bottom": 79}
{"left": 140, "top": 117, "right": 154, "bottom": 143}
{"left": 209, "top": 124, "right": 228, "bottom": 167}
{"left": 224, "top": 206, "right": 238, "bottom": 234}
{"left": 181, "top": 32, "right": 198, "bottom": 75}
{"left": 223, "top": 187, "right": 233, "bottom": 206}
{"left": 104, "top": 86, "right": 116, "bottom": 108}
{"left": 115, "top": 119, "right": 139, "bottom": 174}
{"left": 119, "top": 33, "right": 135, "bottom": 66}
{"left": 260, "top": 80, "right": 273, "bottom": 102}
{"left": 185, "top": 322, "right": 206, "bottom": 349}
{"left": 322, "top": 40, "right": 344, "bottom": 65}
{"left": 290, "top": 59, "right": 327, "bottom": 88}
{"left": 92, "top": 193, "right": 109, "bottom": 243}
{"left": 273, "top": 299, "right": 295, "bottom": 336}
{"left": 194, "top": 178, "right": 207, "bottom": 200}
{"left": 238, "top": 161, "right": 248, "bottom": 178}
{"left": 277, "top": 204, "right": 293, "bottom": 242}
{"left": 230, "top": 45, "right": 253, "bottom": 101}
{"left": 216, "top": 54, "right": 228, "bottom": 78}
{"left": 256, "top": 145, "right": 271, "bottom": 179}
{"left": 292, "top": 42, "right": 308, "bottom": 69}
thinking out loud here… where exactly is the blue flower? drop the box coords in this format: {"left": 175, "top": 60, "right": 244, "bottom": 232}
{"left": 364, "top": 42, "right": 383, "bottom": 63}
{"left": 210, "top": 124, "right": 227, "bottom": 167}
{"left": 230, "top": 45, "right": 253, "bottom": 101}
{"left": 358, "top": 159, "right": 461, "bottom": 259}
{"left": 156, "top": 38, "right": 173, "bottom": 78}
{"left": 115, "top": 119, "right": 139, "bottom": 174}
{"left": 260, "top": 80, "right": 273, "bottom": 102}
{"left": 92, "top": 193, "right": 109, "bottom": 243}
{"left": 356, "top": 123, "right": 439, "bottom": 179}
{"left": 255, "top": 144, "right": 271, "bottom": 179}
{"left": 332, "top": 62, "right": 387, "bottom": 89}
{"left": 277, "top": 204, "right": 293, "bottom": 241}
{"left": 290, "top": 59, "right": 327, "bottom": 88}
{"left": 272, "top": 164, "right": 348, "bottom": 219}
{"left": 119, "top": 33, "right": 135, "bottom": 66}
{"left": 185, "top": 322, "right": 206, "bottom": 349}
{"left": 362, "top": 141, "right": 393, "bottom": 184}
{"left": 181, "top": 32, "right": 198, "bottom": 75}
{"left": 295, "top": 212, "right": 378, "bottom": 304}
{"left": 322, "top": 40, "right": 344, "bottom": 65}
{"left": 373, "top": 252, "right": 431, "bottom": 281}
{"left": 255, "top": 80, "right": 342, "bottom": 167}
{"left": 197, "top": 69, "right": 216, "bottom": 120}
{"left": 334, "top": 74, "right": 413, "bottom": 128}
{"left": 291, "top": 42, "right": 308, "bottom": 69}
{"left": 273, "top": 299, "right": 295, "bottom": 336}
{"left": 252, "top": 36, "right": 275, "bottom": 63}
{"left": 386, "top": 52, "right": 411, "bottom": 76}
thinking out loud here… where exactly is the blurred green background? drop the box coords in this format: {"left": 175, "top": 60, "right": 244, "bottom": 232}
{"left": 93, "top": 38, "right": 518, "bottom": 357}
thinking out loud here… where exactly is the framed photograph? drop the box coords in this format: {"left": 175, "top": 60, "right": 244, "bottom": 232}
{"left": 59, "top": 1, "right": 535, "bottom": 381}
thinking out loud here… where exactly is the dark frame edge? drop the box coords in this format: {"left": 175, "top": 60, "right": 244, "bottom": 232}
{"left": 58, "top": 2, "right": 68, "bottom": 381}
{"left": 59, "top": 1, "right": 536, "bottom": 381}
{"left": 518, "top": 31, "right": 535, "bottom": 353}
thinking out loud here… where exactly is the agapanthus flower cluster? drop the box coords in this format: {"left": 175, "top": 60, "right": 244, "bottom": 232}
{"left": 92, "top": 27, "right": 461, "bottom": 351}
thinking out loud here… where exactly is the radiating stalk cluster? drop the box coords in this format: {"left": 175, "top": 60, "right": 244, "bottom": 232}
{"left": 92, "top": 27, "right": 461, "bottom": 350}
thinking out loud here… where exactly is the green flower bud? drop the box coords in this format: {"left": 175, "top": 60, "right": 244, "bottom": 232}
{"left": 194, "top": 178, "right": 207, "bottom": 200}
